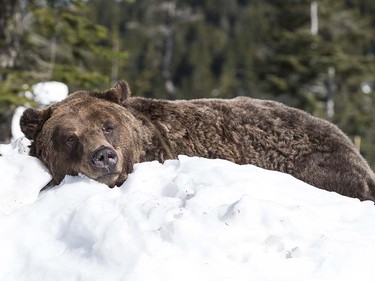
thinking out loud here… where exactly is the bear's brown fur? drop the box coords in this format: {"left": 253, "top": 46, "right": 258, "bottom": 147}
{"left": 20, "top": 80, "right": 375, "bottom": 201}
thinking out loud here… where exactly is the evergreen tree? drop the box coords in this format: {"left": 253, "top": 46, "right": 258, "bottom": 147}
{"left": 21, "top": 0, "right": 127, "bottom": 91}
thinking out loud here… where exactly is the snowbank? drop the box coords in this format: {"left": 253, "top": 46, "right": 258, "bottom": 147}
{"left": 0, "top": 141, "right": 375, "bottom": 281}
{"left": 11, "top": 106, "right": 27, "bottom": 140}
{"left": 0, "top": 138, "right": 51, "bottom": 214}
{"left": 24, "top": 81, "right": 69, "bottom": 106}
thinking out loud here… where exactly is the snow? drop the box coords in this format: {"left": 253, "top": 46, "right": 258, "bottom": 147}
{"left": 24, "top": 81, "right": 69, "bottom": 106}
{"left": 11, "top": 106, "right": 26, "bottom": 140}
{"left": 1, "top": 140, "right": 375, "bottom": 281}
{"left": 0, "top": 138, "right": 52, "bottom": 214}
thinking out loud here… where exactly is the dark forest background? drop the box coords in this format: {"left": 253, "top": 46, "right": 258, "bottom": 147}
{"left": 1, "top": 0, "right": 375, "bottom": 169}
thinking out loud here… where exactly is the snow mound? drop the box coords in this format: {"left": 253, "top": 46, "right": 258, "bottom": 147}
{"left": 0, "top": 139, "right": 52, "bottom": 214}
{"left": 1, "top": 143, "right": 375, "bottom": 281}
{"left": 25, "top": 81, "right": 69, "bottom": 106}
{"left": 11, "top": 106, "right": 27, "bottom": 140}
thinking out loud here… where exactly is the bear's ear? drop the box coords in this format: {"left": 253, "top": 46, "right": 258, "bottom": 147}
{"left": 20, "top": 108, "right": 51, "bottom": 140}
{"left": 96, "top": 80, "right": 131, "bottom": 104}
{"left": 112, "top": 80, "right": 131, "bottom": 100}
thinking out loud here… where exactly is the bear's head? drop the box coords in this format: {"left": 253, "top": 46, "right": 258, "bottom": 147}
{"left": 20, "top": 80, "right": 142, "bottom": 187}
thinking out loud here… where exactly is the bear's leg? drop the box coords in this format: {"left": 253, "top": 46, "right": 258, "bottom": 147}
{"left": 297, "top": 151, "right": 375, "bottom": 201}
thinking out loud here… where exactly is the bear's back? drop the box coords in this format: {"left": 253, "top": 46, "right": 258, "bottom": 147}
{"left": 125, "top": 96, "right": 350, "bottom": 174}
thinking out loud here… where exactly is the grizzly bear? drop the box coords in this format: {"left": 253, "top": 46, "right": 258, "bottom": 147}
{"left": 20, "top": 80, "right": 375, "bottom": 201}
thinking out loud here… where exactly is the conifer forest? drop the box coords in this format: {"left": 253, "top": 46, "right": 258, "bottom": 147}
{"left": 1, "top": 0, "right": 375, "bottom": 169}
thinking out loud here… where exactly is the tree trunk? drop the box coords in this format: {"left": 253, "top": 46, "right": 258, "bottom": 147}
{"left": 0, "top": 0, "right": 21, "bottom": 142}
{"left": 162, "top": 0, "right": 176, "bottom": 100}
{"left": 0, "top": 0, "right": 22, "bottom": 81}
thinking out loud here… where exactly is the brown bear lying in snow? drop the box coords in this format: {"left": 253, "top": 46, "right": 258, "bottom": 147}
{"left": 20, "top": 80, "right": 375, "bottom": 201}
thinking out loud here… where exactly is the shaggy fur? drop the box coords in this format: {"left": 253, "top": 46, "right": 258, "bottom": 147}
{"left": 20, "top": 80, "right": 375, "bottom": 201}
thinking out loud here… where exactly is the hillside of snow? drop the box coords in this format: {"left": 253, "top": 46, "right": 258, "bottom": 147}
{"left": 1, "top": 140, "right": 375, "bottom": 281}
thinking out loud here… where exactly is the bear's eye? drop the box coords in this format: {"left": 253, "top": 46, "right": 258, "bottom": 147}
{"left": 102, "top": 124, "right": 114, "bottom": 134}
{"left": 65, "top": 134, "right": 77, "bottom": 146}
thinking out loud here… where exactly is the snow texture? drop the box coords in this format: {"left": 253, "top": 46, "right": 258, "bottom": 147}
{"left": 0, "top": 140, "right": 375, "bottom": 281}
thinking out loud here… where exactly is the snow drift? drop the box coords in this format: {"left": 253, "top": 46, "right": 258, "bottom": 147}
{"left": 0, "top": 141, "right": 375, "bottom": 281}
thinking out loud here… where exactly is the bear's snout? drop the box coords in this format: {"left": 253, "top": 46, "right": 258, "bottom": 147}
{"left": 91, "top": 147, "right": 118, "bottom": 170}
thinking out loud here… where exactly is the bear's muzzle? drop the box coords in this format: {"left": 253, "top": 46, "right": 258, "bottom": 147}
{"left": 91, "top": 146, "right": 118, "bottom": 170}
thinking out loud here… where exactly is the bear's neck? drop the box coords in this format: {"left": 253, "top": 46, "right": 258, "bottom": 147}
{"left": 126, "top": 97, "right": 213, "bottom": 163}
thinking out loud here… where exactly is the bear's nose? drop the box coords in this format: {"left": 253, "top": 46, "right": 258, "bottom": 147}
{"left": 91, "top": 147, "right": 118, "bottom": 169}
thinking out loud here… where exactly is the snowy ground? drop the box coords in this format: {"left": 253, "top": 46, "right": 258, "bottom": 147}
{"left": 1, "top": 140, "right": 375, "bottom": 281}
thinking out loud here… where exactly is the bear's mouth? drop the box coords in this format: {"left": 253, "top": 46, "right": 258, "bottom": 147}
{"left": 95, "top": 172, "right": 120, "bottom": 186}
